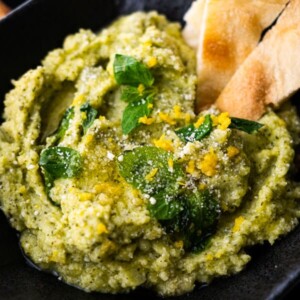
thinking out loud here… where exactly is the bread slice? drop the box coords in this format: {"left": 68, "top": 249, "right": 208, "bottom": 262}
{"left": 183, "top": 0, "right": 289, "bottom": 112}
{"left": 182, "top": 0, "right": 206, "bottom": 50}
{"left": 216, "top": 0, "right": 300, "bottom": 120}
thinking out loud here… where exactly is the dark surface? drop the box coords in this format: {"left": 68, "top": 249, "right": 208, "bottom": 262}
{"left": 3, "top": 0, "right": 26, "bottom": 9}
{"left": 1, "top": 0, "right": 300, "bottom": 299}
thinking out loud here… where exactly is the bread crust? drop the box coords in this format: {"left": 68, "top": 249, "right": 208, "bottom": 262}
{"left": 216, "top": 0, "right": 300, "bottom": 120}
{"left": 182, "top": 0, "right": 206, "bottom": 50}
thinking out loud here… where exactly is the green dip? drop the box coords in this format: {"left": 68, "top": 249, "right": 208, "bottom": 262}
{"left": 0, "top": 12, "right": 300, "bottom": 296}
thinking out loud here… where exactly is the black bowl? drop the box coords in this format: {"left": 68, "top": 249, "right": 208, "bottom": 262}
{"left": 1, "top": 0, "right": 300, "bottom": 299}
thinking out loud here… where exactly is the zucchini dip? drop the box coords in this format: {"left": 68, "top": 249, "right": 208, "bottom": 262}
{"left": 1, "top": 12, "right": 300, "bottom": 296}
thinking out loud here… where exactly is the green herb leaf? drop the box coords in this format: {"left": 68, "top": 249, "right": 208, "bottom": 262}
{"left": 39, "top": 146, "right": 82, "bottom": 181}
{"left": 163, "top": 189, "right": 220, "bottom": 252}
{"left": 41, "top": 170, "right": 61, "bottom": 206}
{"left": 54, "top": 107, "right": 75, "bottom": 143}
{"left": 118, "top": 146, "right": 221, "bottom": 249}
{"left": 43, "top": 170, "right": 54, "bottom": 194}
{"left": 122, "top": 95, "right": 153, "bottom": 135}
{"left": 187, "top": 189, "right": 220, "bottom": 230}
{"left": 118, "top": 146, "right": 183, "bottom": 196}
{"left": 121, "top": 86, "right": 143, "bottom": 103}
{"left": 113, "top": 54, "right": 154, "bottom": 87}
{"left": 121, "top": 86, "right": 156, "bottom": 103}
{"left": 118, "top": 146, "right": 185, "bottom": 219}
{"left": 185, "top": 189, "right": 220, "bottom": 252}
{"left": 148, "top": 194, "right": 183, "bottom": 220}
{"left": 229, "top": 117, "right": 263, "bottom": 134}
{"left": 176, "top": 114, "right": 212, "bottom": 143}
{"left": 80, "top": 103, "right": 98, "bottom": 134}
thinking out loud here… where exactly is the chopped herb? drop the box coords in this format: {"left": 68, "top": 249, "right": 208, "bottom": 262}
{"left": 113, "top": 54, "right": 154, "bottom": 87}
{"left": 39, "top": 146, "right": 82, "bottom": 195}
{"left": 176, "top": 114, "right": 263, "bottom": 143}
{"left": 176, "top": 114, "right": 212, "bottom": 143}
{"left": 80, "top": 103, "right": 98, "bottom": 134}
{"left": 122, "top": 95, "right": 154, "bottom": 135}
{"left": 54, "top": 107, "right": 75, "bottom": 144}
{"left": 229, "top": 117, "right": 263, "bottom": 134}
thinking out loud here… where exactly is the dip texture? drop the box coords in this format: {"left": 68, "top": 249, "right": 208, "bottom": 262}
{"left": 0, "top": 12, "right": 300, "bottom": 296}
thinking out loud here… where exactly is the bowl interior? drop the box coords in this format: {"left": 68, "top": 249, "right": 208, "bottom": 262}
{"left": 1, "top": 0, "right": 300, "bottom": 299}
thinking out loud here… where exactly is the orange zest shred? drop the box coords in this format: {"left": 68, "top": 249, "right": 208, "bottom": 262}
{"left": 159, "top": 112, "right": 176, "bottom": 125}
{"left": 198, "top": 148, "right": 218, "bottom": 177}
{"left": 145, "top": 168, "right": 159, "bottom": 182}
{"left": 153, "top": 134, "right": 174, "bottom": 152}
{"left": 211, "top": 112, "right": 231, "bottom": 130}
{"left": 186, "top": 160, "right": 195, "bottom": 175}
{"left": 227, "top": 146, "right": 240, "bottom": 158}
{"left": 147, "top": 56, "right": 157, "bottom": 68}
{"left": 138, "top": 115, "right": 155, "bottom": 125}
{"left": 168, "top": 158, "right": 174, "bottom": 171}
{"left": 232, "top": 216, "right": 245, "bottom": 233}
{"left": 194, "top": 116, "right": 205, "bottom": 129}
{"left": 138, "top": 84, "right": 145, "bottom": 94}
{"left": 97, "top": 223, "right": 108, "bottom": 234}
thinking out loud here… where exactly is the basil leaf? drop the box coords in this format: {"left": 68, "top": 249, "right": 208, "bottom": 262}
{"left": 185, "top": 190, "right": 220, "bottom": 252}
{"left": 113, "top": 54, "right": 154, "bottom": 87}
{"left": 176, "top": 114, "right": 212, "bottom": 143}
{"left": 41, "top": 170, "right": 62, "bottom": 206}
{"left": 121, "top": 86, "right": 156, "bottom": 103}
{"left": 39, "top": 146, "right": 82, "bottom": 180}
{"left": 229, "top": 117, "right": 263, "bottom": 134}
{"left": 121, "top": 86, "right": 143, "bottom": 103}
{"left": 118, "top": 146, "right": 185, "bottom": 219}
{"left": 163, "top": 189, "right": 220, "bottom": 252}
{"left": 122, "top": 95, "right": 153, "bottom": 135}
{"left": 118, "top": 146, "right": 221, "bottom": 246}
{"left": 119, "top": 146, "right": 183, "bottom": 196}
{"left": 43, "top": 170, "right": 54, "bottom": 195}
{"left": 187, "top": 189, "right": 220, "bottom": 230}
{"left": 54, "top": 107, "right": 75, "bottom": 143}
{"left": 148, "top": 194, "right": 183, "bottom": 220}
{"left": 80, "top": 103, "right": 98, "bottom": 134}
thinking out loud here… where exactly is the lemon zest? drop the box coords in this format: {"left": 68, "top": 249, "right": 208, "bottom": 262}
{"left": 198, "top": 148, "right": 218, "bottom": 177}
{"left": 232, "top": 216, "right": 245, "bottom": 233}
{"left": 147, "top": 56, "right": 157, "bottom": 68}
{"left": 145, "top": 168, "right": 159, "bottom": 182}
{"left": 138, "top": 115, "right": 155, "bottom": 125}
{"left": 97, "top": 223, "right": 108, "bottom": 234}
{"left": 153, "top": 134, "right": 174, "bottom": 152}
{"left": 159, "top": 112, "right": 176, "bottom": 125}
{"left": 227, "top": 146, "right": 240, "bottom": 158}
{"left": 194, "top": 116, "right": 205, "bottom": 129}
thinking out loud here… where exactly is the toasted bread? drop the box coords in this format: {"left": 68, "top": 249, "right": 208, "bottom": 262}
{"left": 216, "top": 0, "right": 300, "bottom": 120}
{"left": 183, "top": 0, "right": 289, "bottom": 112}
{"left": 182, "top": 0, "right": 206, "bottom": 50}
